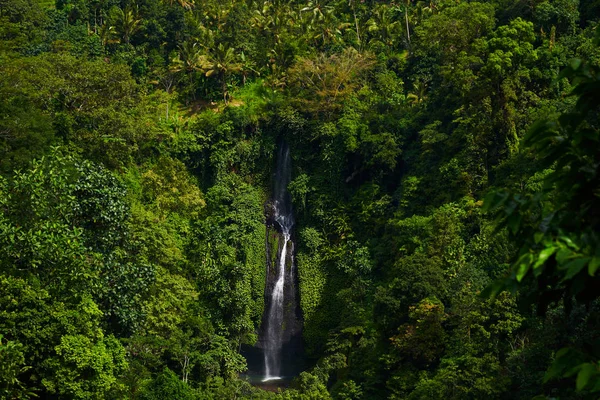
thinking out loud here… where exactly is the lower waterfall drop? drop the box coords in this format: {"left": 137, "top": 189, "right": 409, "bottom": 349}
{"left": 263, "top": 229, "right": 290, "bottom": 381}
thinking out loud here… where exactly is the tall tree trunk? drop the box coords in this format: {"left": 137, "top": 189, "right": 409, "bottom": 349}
{"left": 350, "top": 0, "right": 361, "bottom": 48}
{"left": 405, "top": 6, "right": 411, "bottom": 44}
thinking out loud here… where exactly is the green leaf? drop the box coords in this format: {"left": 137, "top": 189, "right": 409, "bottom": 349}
{"left": 533, "top": 246, "right": 556, "bottom": 276}
{"left": 507, "top": 213, "right": 522, "bottom": 235}
{"left": 576, "top": 363, "right": 597, "bottom": 391}
{"left": 516, "top": 263, "right": 529, "bottom": 282}
{"left": 588, "top": 257, "right": 600, "bottom": 276}
{"left": 525, "top": 119, "right": 555, "bottom": 144}
{"left": 560, "top": 235, "right": 580, "bottom": 250}
{"left": 516, "top": 253, "right": 533, "bottom": 282}
{"left": 481, "top": 277, "right": 514, "bottom": 299}
{"left": 534, "top": 232, "right": 544, "bottom": 244}
{"left": 570, "top": 58, "right": 582, "bottom": 71}
{"left": 563, "top": 258, "right": 590, "bottom": 280}
{"left": 592, "top": 378, "right": 600, "bottom": 392}
{"left": 556, "top": 248, "right": 573, "bottom": 264}
{"left": 545, "top": 347, "right": 573, "bottom": 381}
{"left": 483, "top": 190, "right": 509, "bottom": 212}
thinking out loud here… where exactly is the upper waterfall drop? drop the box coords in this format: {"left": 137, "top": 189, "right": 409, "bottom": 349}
{"left": 272, "top": 142, "right": 294, "bottom": 231}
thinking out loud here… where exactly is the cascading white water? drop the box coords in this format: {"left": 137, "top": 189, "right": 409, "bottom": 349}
{"left": 262, "top": 142, "right": 296, "bottom": 382}
{"left": 263, "top": 229, "right": 290, "bottom": 380}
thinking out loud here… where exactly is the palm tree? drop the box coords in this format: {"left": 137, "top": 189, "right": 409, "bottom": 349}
{"left": 300, "top": 0, "right": 330, "bottom": 26}
{"left": 240, "top": 52, "right": 259, "bottom": 86}
{"left": 172, "top": 41, "right": 205, "bottom": 75}
{"left": 415, "top": 0, "right": 439, "bottom": 25}
{"left": 392, "top": 0, "right": 413, "bottom": 45}
{"left": 367, "top": 4, "right": 402, "bottom": 50}
{"left": 109, "top": 6, "right": 141, "bottom": 45}
{"left": 163, "top": 0, "right": 194, "bottom": 10}
{"left": 199, "top": 1, "right": 231, "bottom": 32}
{"left": 98, "top": 23, "right": 116, "bottom": 46}
{"left": 171, "top": 41, "right": 205, "bottom": 100}
{"left": 251, "top": 1, "right": 275, "bottom": 33}
{"left": 301, "top": 1, "right": 348, "bottom": 47}
{"left": 348, "top": 0, "right": 364, "bottom": 48}
{"left": 251, "top": 2, "right": 297, "bottom": 73}
{"left": 185, "top": 13, "right": 216, "bottom": 49}
{"left": 419, "top": 0, "right": 439, "bottom": 16}
{"left": 251, "top": 1, "right": 279, "bottom": 49}
{"left": 407, "top": 80, "right": 428, "bottom": 105}
{"left": 201, "top": 44, "right": 242, "bottom": 104}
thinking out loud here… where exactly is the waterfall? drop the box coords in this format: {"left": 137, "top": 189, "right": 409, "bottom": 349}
{"left": 260, "top": 141, "right": 301, "bottom": 382}
{"left": 264, "top": 229, "right": 290, "bottom": 380}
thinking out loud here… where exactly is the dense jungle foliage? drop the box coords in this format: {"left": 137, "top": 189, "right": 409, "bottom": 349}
{"left": 1, "top": 0, "right": 599, "bottom": 398}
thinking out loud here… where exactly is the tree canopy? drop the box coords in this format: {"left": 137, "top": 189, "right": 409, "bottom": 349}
{"left": 0, "top": 0, "right": 599, "bottom": 398}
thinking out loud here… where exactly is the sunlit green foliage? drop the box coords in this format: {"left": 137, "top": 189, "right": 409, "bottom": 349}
{"left": 0, "top": 0, "right": 598, "bottom": 398}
